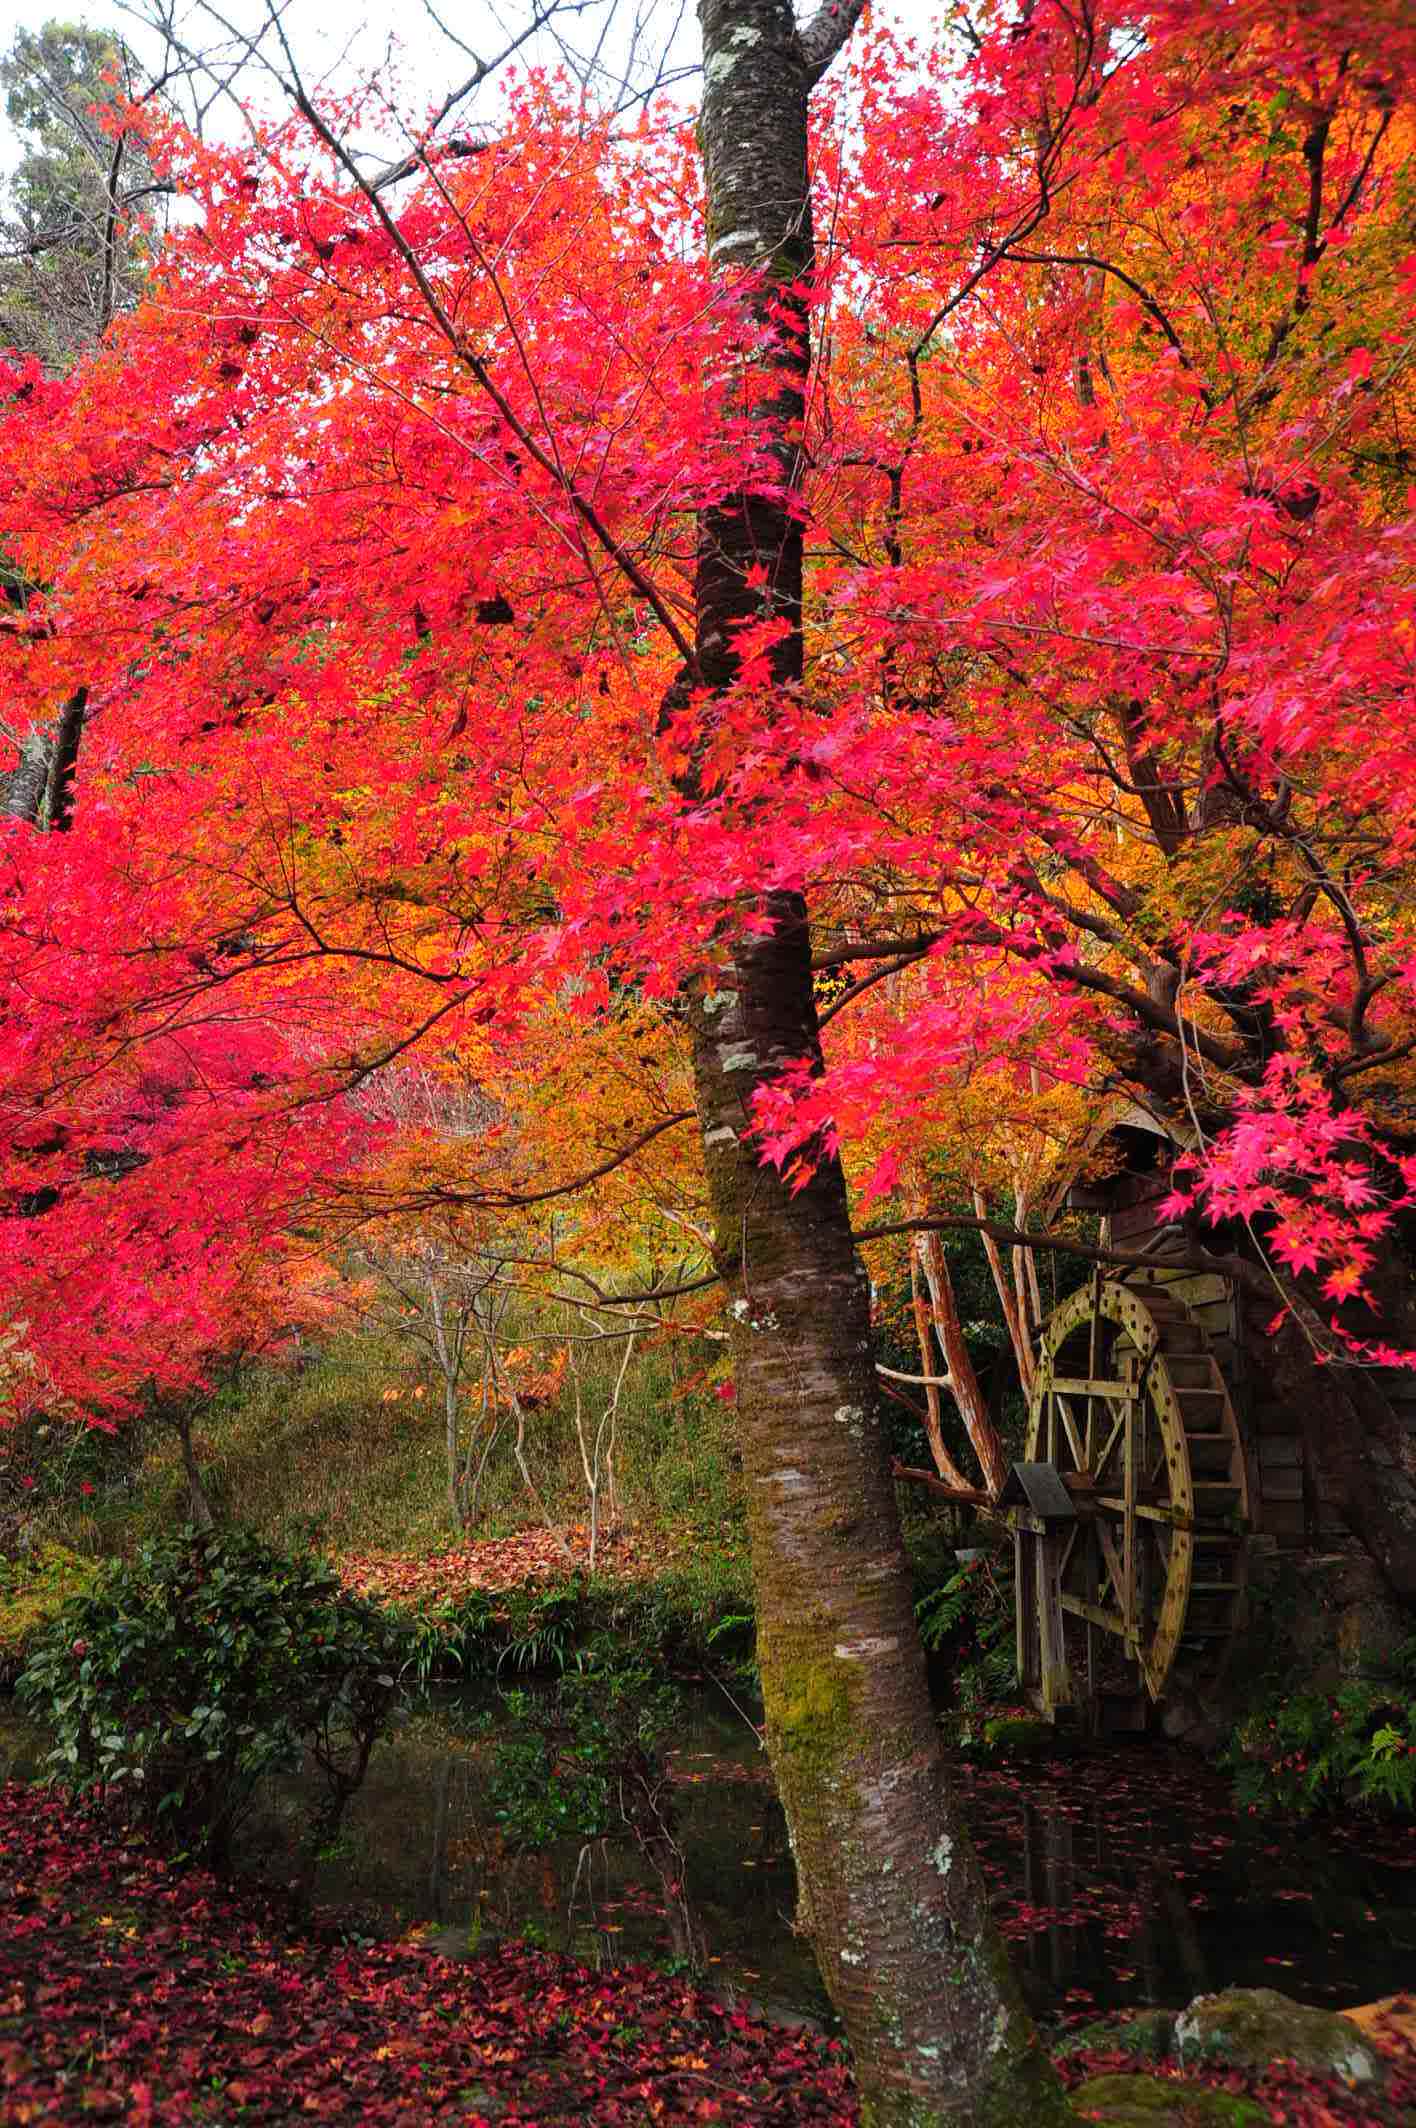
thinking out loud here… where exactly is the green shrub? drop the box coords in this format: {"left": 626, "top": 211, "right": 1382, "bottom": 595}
{"left": 915, "top": 1550, "right": 1016, "bottom": 1710}
{"left": 17, "top": 1525, "right": 406, "bottom": 1869}
{"left": 1224, "top": 1643, "right": 1416, "bottom": 1819}
{"left": 0, "top": 1543, "right": 98, "bottom": 1679}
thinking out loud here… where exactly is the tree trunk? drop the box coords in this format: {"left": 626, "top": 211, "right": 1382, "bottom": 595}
{"left": 686, "top": 3, "right": 1070, "bottom": 2118}
{"left": 914, "top": 1227, "right": 1008, "bottom": 1497}
{"left": 909, "top": 1250, "right": 972, "bottom": 1491}
{"left": 2, "top": 691, "right": 86, "bottom": 828}
{"left": 174, "top": 1405, "right": 216, "bottom": 1532}
{"left": 3, "top": 730, "right": 51, "bottom": 824}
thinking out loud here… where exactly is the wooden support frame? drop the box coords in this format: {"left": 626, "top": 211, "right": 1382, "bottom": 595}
{"left": 1037, "top": 1528, "right": 1073, "bottom": 1711}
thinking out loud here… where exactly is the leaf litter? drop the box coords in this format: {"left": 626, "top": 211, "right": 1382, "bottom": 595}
{"left": 3, "top": 1778, "right": 1415, "bottom": 2125}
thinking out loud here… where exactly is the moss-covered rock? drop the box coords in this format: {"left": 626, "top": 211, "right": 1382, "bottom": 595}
{"left": 1071, "top": 2072, "right": 1266, "bottom": 2124}
{"left": 1172, "top": 1988, "right": 1384, "bottom": 2087}
{"left": 981, "top": 1714, "right": 1059, "bottom": 1759}
{"left": 1056, "top": 2010, "right": 1177, "bottom": 2064}
{"left": 0, "top": 1543, "right": 97, "bottom": 1679}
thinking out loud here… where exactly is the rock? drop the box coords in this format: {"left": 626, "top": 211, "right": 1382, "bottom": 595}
{"left": 1172, "top": 1988, "right": 1385, "bottom": 2087}
{"left": 748, "top": 1999, "right": 829, "bottom": 2037}
{"left": 1157, "top": 1683, "right": 1224, "bottom": 1754}
{"left": 1056, "top": 2010, "right": 1176, "bottom": 2064}
{"left": 1275, "top": 1549, "right": 1410, "bottom": 1690}
{"left": 981, "top": 1714, "right": 1059, "bottom": 1759}
{"left": 1071, "top": 2072, "right": 1266, "bottom": 2124}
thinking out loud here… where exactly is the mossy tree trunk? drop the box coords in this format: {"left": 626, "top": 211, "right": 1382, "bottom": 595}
{"left": 685, "top": 2, "right": 1072, "bottom": 2119}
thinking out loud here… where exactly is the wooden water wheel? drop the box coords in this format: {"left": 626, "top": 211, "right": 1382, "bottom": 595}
{"left": 1017, "top": 1275, "right": 1249, "bottom": 1724}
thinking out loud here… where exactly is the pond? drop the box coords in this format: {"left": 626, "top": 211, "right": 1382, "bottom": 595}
{"left": 3, "top": 1691, "right": 1413, "bottom": 2030}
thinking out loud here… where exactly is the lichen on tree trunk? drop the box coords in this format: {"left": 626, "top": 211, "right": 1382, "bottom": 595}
{"left": 684, "top": 1, "right": 1072, "bottom": 2117}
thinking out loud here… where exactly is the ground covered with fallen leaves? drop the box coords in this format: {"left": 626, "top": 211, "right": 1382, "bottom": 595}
{"left": 4, "top": 1781, "right": 1416, "bottom": 2125}
{"left": 0, "top": 1784, "right": 852, "bottom": 2126}
{"left": 337, "top": 1526, "right": 681, "bottom": 1603}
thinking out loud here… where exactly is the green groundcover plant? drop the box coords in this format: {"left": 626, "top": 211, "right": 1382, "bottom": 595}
{"left": 18, "top": 1524, "right": 405, "bottom": 1869}
{"left": 1224, "top": 1641, "right": 1416, "bottom": 1820}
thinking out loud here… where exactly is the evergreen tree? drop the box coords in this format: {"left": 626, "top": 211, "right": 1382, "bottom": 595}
{"left": 0, "top": 20, "right": 159, "bottom": 366}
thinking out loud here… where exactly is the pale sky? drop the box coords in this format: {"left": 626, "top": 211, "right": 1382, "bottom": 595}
{"left": 1, "top": 0, "right": 932, "bottom": 175}
{"left": 0, "top": 0, "right": 677, "bottom": 164}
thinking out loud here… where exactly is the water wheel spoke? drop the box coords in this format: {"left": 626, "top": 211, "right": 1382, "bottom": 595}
{"left": 1092, "top": 1406, "right": 1128, "bottom": 1481}
{"left": 1094, "top": 1515, "right": 1134, "bottom": 1636}
{"left": 1053, "top": 1391, "right": 1087, "bottom": 1471}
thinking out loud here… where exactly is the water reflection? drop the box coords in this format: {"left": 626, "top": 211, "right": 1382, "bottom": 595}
{"left": 2, "top": 1693, "right": 1413, "bottom": 2027}
{"left": 970, "top": 1751, "right": 1416, "bottom": 2020}
{"left": 245, "top": 1694, "right": 829, "bottom": 2023}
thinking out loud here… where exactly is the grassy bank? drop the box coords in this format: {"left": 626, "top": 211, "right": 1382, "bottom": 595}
{"left": 24, "top": 1330, "right": 741, "bottom": 1561}
{"left": 1, "top": 1328, "right": 985, "bottom": 1692}
{"left": 1, "top": 1330, "right": 758, "bottom": 1681}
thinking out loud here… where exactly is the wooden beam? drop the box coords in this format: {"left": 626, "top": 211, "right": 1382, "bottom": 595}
{"left": 1098, "top": 1495, "right": 1183, "bottom": 1526}
{"left": 1049, "top": 1377, "right": 1138, "bottom": 1398}
{"left": 1061, "top": 1593, "right": 1130, "bottom": 1638}
{"left": 1053, "top": 1390, "right": 1087, "bottom": 1470}
{"left": 1015, "top": 1527, "right": 1033, "bottom": 1689}
{"left": 1093, "top": 1516, "right": 1127, "bottom": 1616}
{"left": 1092, "top": 1407, "right": 1128, "bottom": 1481}
{"left": 1123, "top": 1400, "right": 1137, "bottom": 1654}
{"left": 1037, "top": 1530, "right": 1073, "bottom": 1709}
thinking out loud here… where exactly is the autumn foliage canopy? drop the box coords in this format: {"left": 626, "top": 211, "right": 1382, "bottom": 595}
{"left": 2, "top": 0, "right": 1415, "bottom": 1415}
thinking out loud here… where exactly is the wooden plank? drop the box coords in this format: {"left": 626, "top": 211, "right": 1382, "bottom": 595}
{"left": 1167, "top": 1274, "right": 1229, "bottom": 1309}
{"left": 1037, "top": 1531, "right": 1073, "bottom": 1709}
{"left": 1094, "top": 1516, "right": 1126, "bottom": 1614}
{"left": 1093, "top": 1408, "right": 1127, "bottom": 1481}
{"left": 1123, "top": 1401, "right": 1137, "bottom": 1652}
{"left": 1111, "top": 1206, "right": 1172, "bottom": 1242}
{"left": 1061, "top": 1593, "right": 1129, "bottom": 1638}
{"left": 1050, "top": 1377, "right": 1138, "bottom": 1399}
{"left": 1191, "top": 1300, "right": 1233, "bottom": 1328}
{"left": 1086, "top": 1273, "right": 1101, "bottom": 1466}
{"left": 1083, "top": 1527, "right": 1097, "bottom": 1723}
{"left": 1264, "top": 1500, "right": 1306, "bottom": 1542}
{"left": 1261, "top": 1467, "right": 1305, "bottom": 1502}
{"left": 1015, "top": 1528, "right": 1033, "bottom": 1688}
{"left": 1259, "top": 1437, "right": 1303, "bottom": 1468}
{"left": 1054, "top": 1392, "right": 1087, "bottom": 1471}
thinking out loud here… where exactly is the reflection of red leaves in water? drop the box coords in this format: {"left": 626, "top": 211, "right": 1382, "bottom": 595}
{"left": 0, "top": 1786, "right": 854, "bottom": 2124}
{"left": 4, "top": 1786, "right": 1414, "bottom": 2125}
{"left": 340, "top": 1526, "right": 679, "bottom": 1603}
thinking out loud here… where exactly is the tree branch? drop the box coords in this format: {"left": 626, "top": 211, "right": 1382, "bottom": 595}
{"left": 798, "top": 0, "right": 868, "bottom": 85}
{"left": 854, "top": 1210, "right": 1277, "bottom": 1302}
